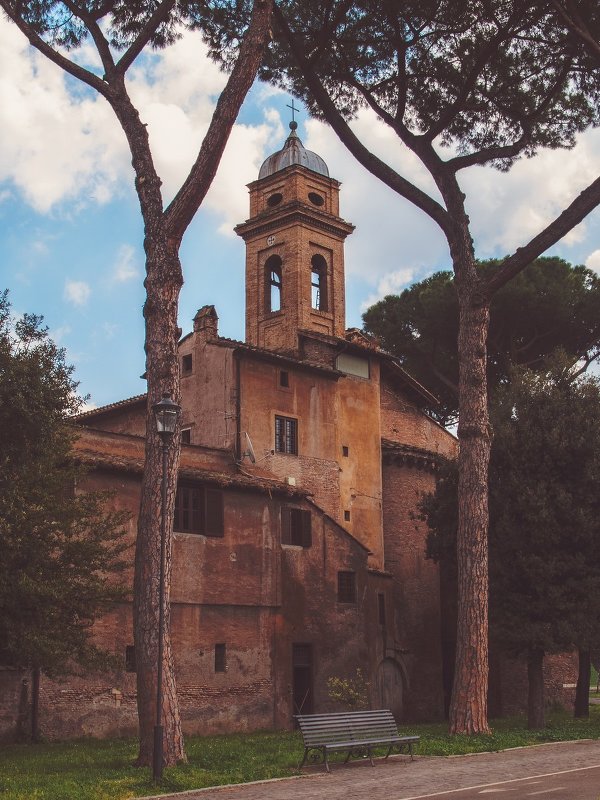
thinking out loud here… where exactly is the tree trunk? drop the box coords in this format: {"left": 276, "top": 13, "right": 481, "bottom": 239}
{"left": 31, "top": 666, "right": 41, "bottom": 743}
{"left": 527, "top": 648, "right": 545, "bottom": 728}
{"left": 109, "top": 87, "right": 186, "bottom": 768}
{"left": 133, "top": 239, "right": 185, "bottom": 767}
{"left": 449, "top": 274, "right": 492, "bottom": 735}
{"left": 574, "top": 647, "right": 591, "bottom": 718}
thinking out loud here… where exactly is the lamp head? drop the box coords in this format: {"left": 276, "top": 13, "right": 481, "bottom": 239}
{"left": 152, "top": 392, "right": 180, "bottom": 441}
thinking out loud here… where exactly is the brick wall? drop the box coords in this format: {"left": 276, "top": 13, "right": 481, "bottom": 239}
{"left": 237, "top": 165, "right": 352, "bottom": 353}
{"left": 490, "top": 650, "right": 578, "bottom": 717}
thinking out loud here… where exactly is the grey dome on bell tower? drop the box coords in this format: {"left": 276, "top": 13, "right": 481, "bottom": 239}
{"left": 258, "top": 121, "right": 329, "bottom": 179}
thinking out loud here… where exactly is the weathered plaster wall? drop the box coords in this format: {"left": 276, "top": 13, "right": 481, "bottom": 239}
{"left": 382, "top": 460, "right": 445, "bottom": 722}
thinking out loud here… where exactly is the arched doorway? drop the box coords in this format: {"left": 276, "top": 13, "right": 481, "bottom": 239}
{"left": 374, "top": 658, "right": 406, "bottom": 720}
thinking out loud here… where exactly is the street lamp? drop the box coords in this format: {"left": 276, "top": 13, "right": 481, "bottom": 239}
{"left": 151, "top": 392, "right": 180, "bottom": 781}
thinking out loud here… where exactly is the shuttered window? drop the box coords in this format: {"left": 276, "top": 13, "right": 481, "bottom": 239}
{"left": 275, "top": 415, "right": 298, "bottom": 454}
{"left": 282, "top": 507, "right": 312, "bottom": 547}
{"left": 337, "top": 571, "right": 357, "bottom": 603}
{"left": 174, "top": 485, "right": 224, "bottom": 537}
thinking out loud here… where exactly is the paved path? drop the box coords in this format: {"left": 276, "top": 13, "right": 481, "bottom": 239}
{"left": 140, "top": 739, "right": 600, "bottom": 800}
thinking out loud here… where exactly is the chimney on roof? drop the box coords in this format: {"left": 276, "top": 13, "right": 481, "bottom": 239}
{"left": 193, "top": 305, "right": 219, "bottom": 341}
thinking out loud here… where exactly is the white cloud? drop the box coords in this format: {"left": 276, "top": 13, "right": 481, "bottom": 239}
{"left": 585, "top": 249, "right": 600, "bottom": 275}
{"left": 31, "top": 238, "right": 50, "bottom": 256}
{"left": 205, "top": 118, "right": 284, "bottom": 235}
{"left": 64, "top": 280, "right": 91, "bottom": 307}
{"left": 360, "top": 268, "right": 417, "bottom": 311}
{"left": 102, "top": 322, "right": 119, "bottom": 339}
{"left": 0, "top": 19, "right": 128, "bottom": 213}
{"left": 49, "top": 324, "right": 71, "bottom": 344}
{"left": 111, "top": 244, "right": 140, "bottom": 283}
{"left": 461, "top": 130, "right": 600, "bottom": 257}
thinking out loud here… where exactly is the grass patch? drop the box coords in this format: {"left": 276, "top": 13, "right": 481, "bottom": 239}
{"left": 1, "top": 707, "right": 599, "bottom": 800}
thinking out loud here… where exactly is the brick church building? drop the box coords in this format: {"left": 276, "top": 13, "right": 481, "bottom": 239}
{"left": 1, "top": 123, "right": 574, "bottom": 741}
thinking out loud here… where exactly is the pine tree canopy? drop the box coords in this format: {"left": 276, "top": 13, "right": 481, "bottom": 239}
{"left": 363, "top": 258, "right": 600, "bottom": 425}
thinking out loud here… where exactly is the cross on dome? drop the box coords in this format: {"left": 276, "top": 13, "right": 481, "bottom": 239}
{"left": 258, "top": 101, "right": 329, "bottom": 179}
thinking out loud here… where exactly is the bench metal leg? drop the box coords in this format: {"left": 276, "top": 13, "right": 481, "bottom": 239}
{"left": 298, "top": 748, "right": 309, "bottom": 769}
{"left": 299, "top": 746, "right": 330, "bottom": 771}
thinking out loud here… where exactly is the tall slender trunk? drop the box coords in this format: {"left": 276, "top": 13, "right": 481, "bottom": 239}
{"left": 527, "top": 647, "right": 545, "bottom": 728}
{"left": 110, "top": 85, "right": 186, "bottom": 767}
{"left": 574, "top": 647, "right": 591, "bottom": 718}
{"left": 449, "top": 283, "right": 491, "bottom": 734}
{"left": 134, "top": 241, "right": 185, "bottom": 767}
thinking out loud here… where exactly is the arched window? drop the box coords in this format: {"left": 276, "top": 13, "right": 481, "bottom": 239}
{"left": 265, "top": 255, "right": 282, "bottom": 313}
{"left": 311, "top": 254, "right": 328, "bottom": 311}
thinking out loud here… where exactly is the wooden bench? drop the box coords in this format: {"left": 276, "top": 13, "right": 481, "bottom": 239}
{"left": 295, "top": 709, "right": 419, "bottom": 772}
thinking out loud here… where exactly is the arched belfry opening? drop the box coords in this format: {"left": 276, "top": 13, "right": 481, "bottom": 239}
{"left": 311, "top": 254, "right": 328, "bottom": 312}
{"left": 235, "top": 121, "right": 354, "bottom": 352}
{"left": 265, "top": 255, "right": 282, "bottom": 313}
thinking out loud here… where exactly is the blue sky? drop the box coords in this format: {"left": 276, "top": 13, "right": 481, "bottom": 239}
{"left": 2, "top": 19, "right": 600, "bottom": 409}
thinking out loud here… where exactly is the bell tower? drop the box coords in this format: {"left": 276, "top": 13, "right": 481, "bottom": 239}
{"left": 235, "top": 122, "right": 354, "bottom": 353}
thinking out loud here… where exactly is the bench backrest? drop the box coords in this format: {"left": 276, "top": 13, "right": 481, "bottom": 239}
{"left": 295, "top": 709, "right": 398, "bottom": 746}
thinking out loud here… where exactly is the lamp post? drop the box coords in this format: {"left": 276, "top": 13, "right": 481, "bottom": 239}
{"left": 151, "top": 392, "right": 180, "bottom": 781}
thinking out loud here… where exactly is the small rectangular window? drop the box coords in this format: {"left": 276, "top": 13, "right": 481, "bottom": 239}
{"left": 215, "top": 643, "right": 226, "bottom": 673}
{"left": 344, "top": 510, "right": 351, "bottom": 521}
{"left": 378, "top": 593, "right": 386, "bottom": 626}
{"left": 275, "top": 415, "right": 298, "bottom": 455}
{"left": 125, "top": 645, "right": 136, "bottom": 673}
{"left": 181, "top": 353, "right": 193, "bottom": 375}
{"left": 342, "top": 446, "right": 349, "bottom": 457}
{"left": 336, "top": 353, "right": 369, "bottom": 379}
{"left": 174, "top": 484, "right": 224, "bottom": 537}
{"left": 282, "top": 507, "right": 311, "bottom": 547}
{"left": 181, "top": 428, "right": 191, "bottom": 444}
{"left": 279, "top": 370, "right": 289, "bottom": 388}
{"left": 337, "top": 571, "right": 356, "bottom": 603}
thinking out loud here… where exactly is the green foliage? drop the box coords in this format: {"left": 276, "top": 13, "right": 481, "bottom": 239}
{"left": 363, "top": 258, "right": 600, "bottom": 424}
{"left": 0, "top": 291, "right": 130, "bottom": 676}
{"left": 327, "top": 667, "right": 370, "bottom": 709}
{"left": 11, "top": 1, "right": 264, "bottom": 54}
{"left": 202, "top": 1, "right": 600, "bottom": 167}
{"left": 0, "top": 710, "right": 599, "bottom": 799}
{"left": 423, "top": 359, "right": 600, "bottom": 657}
{"left": 489, "top": 358, "right": 600, "bottom": 655}
{"left": 17, "top": 1, "right": 191, "bottom": 51}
